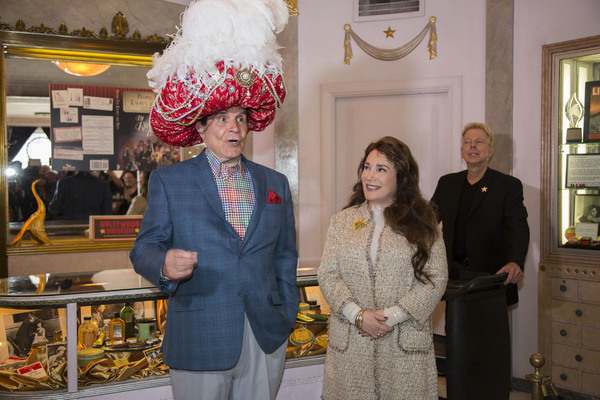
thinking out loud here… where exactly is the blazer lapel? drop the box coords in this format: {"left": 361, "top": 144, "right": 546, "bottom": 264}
{"left": 445, "top": 171, "right": 466, "bottom": 229}
{"left": 243, "top": 157, "right": 266, "bottom": 245}
{"left": 190, "top": 150, "right": 227, "bottom": 221}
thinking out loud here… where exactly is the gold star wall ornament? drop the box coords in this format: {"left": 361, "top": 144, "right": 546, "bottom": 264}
{"left": 384, "top": 26, "right": 396, "bottom": 38}
{"left": 482, "top": 186, "right": 488, "bottom": 192}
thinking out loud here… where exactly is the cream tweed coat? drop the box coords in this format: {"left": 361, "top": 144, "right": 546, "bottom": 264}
{"left": 318, "top": 202, "right": 448, "bottom": 400}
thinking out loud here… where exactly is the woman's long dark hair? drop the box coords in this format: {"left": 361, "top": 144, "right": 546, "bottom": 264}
{"left": 344, "top": 136, "right": 438, "bottom": 283}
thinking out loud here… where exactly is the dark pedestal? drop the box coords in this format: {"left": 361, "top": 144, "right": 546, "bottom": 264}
{"left": 438, "top": 273, "right": 511, "bottom": 400}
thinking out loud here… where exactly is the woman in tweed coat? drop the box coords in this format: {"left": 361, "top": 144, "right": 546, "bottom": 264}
{"left": 318, "top": 137, "right": 447, "bottom": 399}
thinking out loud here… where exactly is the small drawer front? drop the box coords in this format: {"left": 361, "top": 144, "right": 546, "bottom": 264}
{"left": 551, "top": 321, "right": 579, "bottom": 345}
{"left": 581, "top": 280, "right": 600, "bottom": 304}
{"left": 582, "top": 326, "right": 600, "bottom": 350}
{"left": 551, "top": 300, "right": 600, "bottom": 325}
{"left": 551, "top": 278, "right": 579, "bottom": 300}
{"left": 552, "top": 343, "right": 600, "bottom": 373}
{"left": 552, "top": 364, "right": 580, "bottom": 392}
{"left": 582, "top": 371, "right": 600, "bottom": 397}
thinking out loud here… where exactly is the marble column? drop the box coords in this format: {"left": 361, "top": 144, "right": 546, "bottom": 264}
{"left": 486, "top": 0, "right": 514, "bottom": 174}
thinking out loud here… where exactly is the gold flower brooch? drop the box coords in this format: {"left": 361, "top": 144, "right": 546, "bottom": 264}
{"left": 352, "top": 218, "right": 367, "bottom": 230}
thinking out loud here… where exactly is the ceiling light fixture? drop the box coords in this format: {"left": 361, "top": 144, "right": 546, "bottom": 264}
{"left": 53, "top": 61, "right": 111, "bottom": 77}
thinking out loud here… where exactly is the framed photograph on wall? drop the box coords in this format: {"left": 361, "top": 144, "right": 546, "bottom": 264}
{"left": 583, "top": 80, "right": 600, "bottom": 142}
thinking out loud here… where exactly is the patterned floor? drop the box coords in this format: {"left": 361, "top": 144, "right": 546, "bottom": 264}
{"left": 437, "top": 376, "right": 530, "bottom": 399}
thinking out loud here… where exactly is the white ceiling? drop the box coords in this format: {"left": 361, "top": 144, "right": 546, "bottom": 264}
{"left": 6, "top": 96, "right": 51, "bottom": 127}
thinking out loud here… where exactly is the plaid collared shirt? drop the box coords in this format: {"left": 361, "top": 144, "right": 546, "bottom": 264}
{"left": 206, "top": 150, "right": 255, "bottom": 241}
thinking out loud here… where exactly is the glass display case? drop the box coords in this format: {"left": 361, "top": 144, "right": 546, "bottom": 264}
{"left": 556, "top": 55, "right": 600, "bottom": 250}
{"left": 287, "top": 276, "right": 329, "bottom": 367}
{"left": 539, "top": 35, "right": 600, "bottom": 398}
{"left": 542, "top": 35, "right": 600, "bottom": 255}
{"left": 0, "top": 270, "right": 328, "bottom": 398}
{"left": 0, "top": 269, "right": 169, "bottom": 398}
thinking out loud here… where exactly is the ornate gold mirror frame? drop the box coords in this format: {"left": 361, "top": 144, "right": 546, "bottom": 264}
{"left": 0, "top": 13, "right": 168, "bottom": 271}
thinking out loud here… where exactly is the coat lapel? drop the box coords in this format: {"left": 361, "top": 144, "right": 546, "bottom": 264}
{"left": 243, "top": 157, "right": 266, "bottom": 245}
{"left": 190, "top": 150, "right": 226, "bottom": 221}
{"left": 446, "top": 171, "right": 466, "bottom": 229}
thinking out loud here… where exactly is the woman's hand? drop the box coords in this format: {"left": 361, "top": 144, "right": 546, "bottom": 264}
{"left": 359, "top": 310, "right": 393, "bottom": 339}
{"left": 124, "top": 186, "right": 136, "bottom": 201}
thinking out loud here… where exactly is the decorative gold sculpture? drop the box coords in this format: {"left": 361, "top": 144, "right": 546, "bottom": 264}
{"left": 0, "top": 4, "right": 298, "bottom": 41}
{"left": 0, "top": 12, "right": 169, "bottom": 44}
{"left": 525, "top": 353, "right": 561, "bottom": 400}
{"left": 9, "top": 179, "right": 51, "bottom": 246}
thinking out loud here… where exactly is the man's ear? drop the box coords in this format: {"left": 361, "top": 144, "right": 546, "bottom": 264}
{"left": 196, "top": 121, "right": 206, "bottom": 140}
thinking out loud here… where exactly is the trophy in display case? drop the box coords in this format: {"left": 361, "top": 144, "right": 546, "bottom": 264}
{"left": 565, "top": 92, "right": 584, "bottom": 142}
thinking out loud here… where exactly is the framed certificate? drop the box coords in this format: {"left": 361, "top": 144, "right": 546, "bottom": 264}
{"left": 565, "top": 154, "right": 600, "bottom": 188}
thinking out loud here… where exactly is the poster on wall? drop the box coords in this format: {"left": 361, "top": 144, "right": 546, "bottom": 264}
{"left": 584, "top": 80, "right": 600, "bottom": 142}
{"left": 49, "top": 84, "right": 156, "bottom": 171}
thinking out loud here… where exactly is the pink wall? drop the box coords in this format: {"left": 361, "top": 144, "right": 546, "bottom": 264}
{"left": 297, "top": 0, "right": 600, "bottom": 377}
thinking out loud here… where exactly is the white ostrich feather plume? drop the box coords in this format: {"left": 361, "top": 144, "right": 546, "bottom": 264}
{"left": 148, "top": 0, "right": 289, "bottom": 91}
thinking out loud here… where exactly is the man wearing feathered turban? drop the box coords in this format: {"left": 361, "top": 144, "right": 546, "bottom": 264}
{"left": 130, "top": 1, "right": 299, "bottom": 398}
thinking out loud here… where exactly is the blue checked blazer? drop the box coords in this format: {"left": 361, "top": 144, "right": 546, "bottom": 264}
{"left": 130, "top": 149, "right": 300, "bottom": 371}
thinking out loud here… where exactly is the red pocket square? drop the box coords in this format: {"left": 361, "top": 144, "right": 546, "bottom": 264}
{"left": 267, "top": 189, "right": 282, "bottom": 204}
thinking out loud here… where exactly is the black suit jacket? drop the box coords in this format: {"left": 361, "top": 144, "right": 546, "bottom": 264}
{"left": 431, "top": 168, "right": 529, "bottom": 305}
{"left": 48, "top": 172, "right": 113, "bottom": 220}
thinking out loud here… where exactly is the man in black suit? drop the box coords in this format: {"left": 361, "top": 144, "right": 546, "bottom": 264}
{"left": 431, "top": 122, "right": 529, "bottom": 306}
{"left": 48, "top": 171, "right": 113, "bottom": 220}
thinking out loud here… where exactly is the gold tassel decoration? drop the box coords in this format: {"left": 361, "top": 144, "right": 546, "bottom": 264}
{"left": 344, "top": 16, "right": 437, "bottom": 65}
{"left": 284, "top": 0, "right": 298, "bottom": 15}
{"left": 9, "top": 179, "right": 52, "bottom": 246}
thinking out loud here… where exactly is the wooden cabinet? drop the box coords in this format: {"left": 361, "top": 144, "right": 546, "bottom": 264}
{"left": 539, "top": 263, "right": 600, "bottom": 396}
{"left": 540, "top": 35, "right": 600, "bottom": 398}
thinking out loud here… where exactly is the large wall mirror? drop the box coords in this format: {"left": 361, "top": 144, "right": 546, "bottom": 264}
{"left": 0, "top": 14, "right": 169, "bottom": 271}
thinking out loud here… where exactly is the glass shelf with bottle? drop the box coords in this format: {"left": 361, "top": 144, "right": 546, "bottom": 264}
{"left": 0, "top": 269, "right": 169, "bottom": 398}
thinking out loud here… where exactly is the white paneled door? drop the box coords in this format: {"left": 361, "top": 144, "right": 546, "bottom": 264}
{"left": 320, "top": 76, "right": 463, "bottom": 239}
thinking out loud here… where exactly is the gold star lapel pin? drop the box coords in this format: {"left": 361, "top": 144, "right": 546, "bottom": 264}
{"left": 481, "top": 186, "right": 488, "bottom": 192}
{"left": 384, "top": 26, "right": 396, "bottom": 38}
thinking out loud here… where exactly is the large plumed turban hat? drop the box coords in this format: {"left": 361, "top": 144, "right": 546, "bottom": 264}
{"left": 148, "top": 0, "right": 288, "bottom": 146}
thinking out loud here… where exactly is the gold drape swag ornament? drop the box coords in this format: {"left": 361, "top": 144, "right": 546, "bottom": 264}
{"left": 344, "top": 16, "right": 437, "bottom": 65}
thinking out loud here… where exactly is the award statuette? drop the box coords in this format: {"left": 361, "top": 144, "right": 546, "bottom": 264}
{"left": 565, "top": 92, "right": 584, "bottom": 142}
